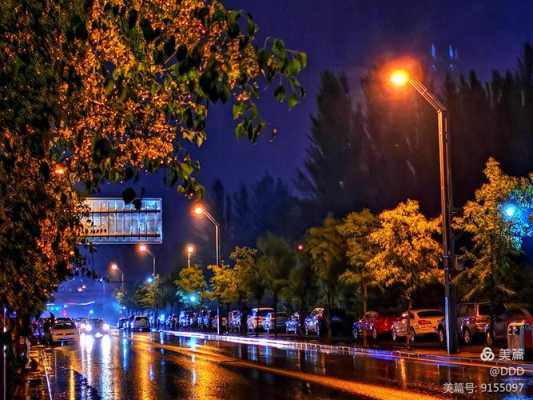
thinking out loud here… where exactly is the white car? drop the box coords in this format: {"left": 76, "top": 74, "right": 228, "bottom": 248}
{"left": 48, "top": 318, "right": 78, "bottom": 344}
{"left": 247, "top": 308, "right": 274, "bottom": 332}
{"left": 392, "top": 309, "right": 444, "bottom": 342}
{"left": 130, "top": 316, "right": 150, "bottom": 332}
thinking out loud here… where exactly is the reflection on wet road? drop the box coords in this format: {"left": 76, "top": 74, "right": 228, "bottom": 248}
{"left": 46, "top": 332, "right": 533, "bottom": 399}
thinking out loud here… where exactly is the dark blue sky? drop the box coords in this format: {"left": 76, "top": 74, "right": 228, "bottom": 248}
{"left": 60, "top": 1, "right": 533, "bottom": 296}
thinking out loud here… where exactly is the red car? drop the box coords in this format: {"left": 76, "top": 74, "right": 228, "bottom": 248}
{"left": 352, "top": 311, "right": 398, "bottom": 341}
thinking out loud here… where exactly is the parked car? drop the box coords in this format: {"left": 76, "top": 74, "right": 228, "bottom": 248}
{"left": 197, "top": 309, "right": 212, "bottom": 330}
{"left": 485, "top": 305, "right": 533, "bottom": 346}
{"left": 304, "top": 308, "right": 324, "bottom": 336}
{"left": 392, "top": 309, "right": 444, "bottom": 342}
{"left": 305, "top": 308, "right": 350, "bottom": 337}
{"left": 85, "top": 319, "right": 111, "bottom": 337}
{"left": 46, "top": 318, "right": 78, "bottom": 344}
{"left": 455, "top": 302, "right": 495, "bottom": 344}
{"left": 285, "top": 313, "right": 300, "bottom": 334}
{"left": 247, "top": 308, "right": 274, "bottom": 332}
{"left": 130, "top": 316, "right": 150, "bottom": 332}
{"left": 228, "top": 310, "right": 242, "bottom": 333}
{"left": 352, "top": 311, "right": 399, "bottom": 341}
{"left": 179, "top": 311, "right": 196, "bottom": 328}
{"left": 210, "top": 314, "right": 227, "bottom": 331}
{"left": 263, "top": 312, "right": 288, "bottom": 333}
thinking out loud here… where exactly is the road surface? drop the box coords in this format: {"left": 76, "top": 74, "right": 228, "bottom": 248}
{"left": 42, "top": 331, "right": 533, "bottom": 399}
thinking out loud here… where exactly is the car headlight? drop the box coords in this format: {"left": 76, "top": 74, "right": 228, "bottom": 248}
{"left": 86, "top": 325, "right": 93, "bottom": 332}
{"left": 103, "top": 323, "right": 110, "bottom": 331}
{"left": 80, "top": 323, "right": 86, "bottom": 329}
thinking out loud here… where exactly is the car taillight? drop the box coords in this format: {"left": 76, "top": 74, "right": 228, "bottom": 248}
{"left": 418, "top": 320, "right": 431, "bottom": 325}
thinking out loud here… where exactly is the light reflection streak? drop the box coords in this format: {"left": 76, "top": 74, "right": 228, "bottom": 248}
{"left": 101, "top": 335, "right": 112, "bottom": 397}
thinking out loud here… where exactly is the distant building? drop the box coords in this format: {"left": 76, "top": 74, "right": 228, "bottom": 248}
{"left": 429, "top": 43, "right": 460, "bottom": 77}
{"left": 81, "top": 197, "right": 163, "bottom": 244}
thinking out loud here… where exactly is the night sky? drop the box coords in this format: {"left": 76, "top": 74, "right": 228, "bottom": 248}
{"left": 58, "top": 1, "right": 533, "bottom": 299}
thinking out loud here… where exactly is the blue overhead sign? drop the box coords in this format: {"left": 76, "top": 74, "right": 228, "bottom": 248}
{"left": 82, "top": 198, "right": 163, "bottom": 244}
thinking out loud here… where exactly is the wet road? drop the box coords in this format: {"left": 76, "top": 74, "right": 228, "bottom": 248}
{"left": 45, "top": 331, "right": 533, "bottom": 399}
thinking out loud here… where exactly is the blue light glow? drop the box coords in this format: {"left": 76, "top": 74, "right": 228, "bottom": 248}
{"left": 189, "top": 295, "right": 197, "bottom": 303}
{"left": 503, "top": 203, "right": 518, "bottom": 218}
{"left": 146, "top": 276, "right": 154, "bottom": 284}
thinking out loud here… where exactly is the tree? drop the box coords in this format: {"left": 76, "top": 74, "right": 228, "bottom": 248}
{"left": 207, "top": 263, "right": 238, "bottom": 329}
{"left": 257, "top": 233, "right": 295, "bottom": 335}
{"left": 230, "top": 246, "right": 263, "bottom": 333}
{"left": 175, "top": 266, "right": 207, "bottom": 305}
{"left": 305, "top": 216, "right": 346, "bottom": 340}
{"left": 283, "top": 249, "right": 316, "bottom": 334}
{"left": 454, "top": 158, "right": 533, "bottom": 302}
{"left": 296, "top": 71, "right": 367, "bottom": 220}
{"left": 0, "top": 0, "right": 305, "bottom": 319}
{"left": 337, "top": 209, "right": 379, "bottom": 318}
{"left": 368, "top": 200, "right": 442, "bottom": 347}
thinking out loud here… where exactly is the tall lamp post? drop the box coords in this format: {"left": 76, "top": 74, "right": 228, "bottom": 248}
{"left": 138, "top": 244, "right": 156, "bottom": 277}
{"left": 110, "top": 263, "right": 124, "bottom": 292}
{"left": 186, "top": 244, "right": 195, "bottom": 268}
{"left": 390, "top": 69, "right": 458, "bottom": 354}
{"left": 192, "top": 205, "right": 221, "bottom": 334}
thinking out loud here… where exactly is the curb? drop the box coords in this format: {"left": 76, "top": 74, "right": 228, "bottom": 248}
{"left": 160, "top": 330, "right": 533, "bottom": 372}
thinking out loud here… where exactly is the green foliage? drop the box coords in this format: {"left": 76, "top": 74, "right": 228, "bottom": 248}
{"left": 305, "top": 216, "right": 346, "bottom": 337}
{"left": 283, "top": 250, "right": 316, "bottom": 314}
{"left": 175, "top": 265, "right": 207, "bottom": 303}
{"left": 0, "top": 0, "right": 305, "bottom": 318}
{"left": 257, "top": 233, "right": 295, "bottom": 306}
{"left": 337, "top": 209, "right": 379, "bottom": 313}
{"left": 368, "top": 200, "right": 442, "bottom": 304}
{"left": 207, "top": 263, "right": 238, "bottom": 304}
{"left": 230, "top": 246, "right": 264, "bottom": 305}
{"left": 454, "top": 158, "right": 533, "bottom": 301}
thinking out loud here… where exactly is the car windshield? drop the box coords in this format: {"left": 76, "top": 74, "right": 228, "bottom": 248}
{"left": 54, "top": 320, "right": 75, "bottom": 329}
{"left": 257, "top": 309, "right": 272, "bottom": 317}
{"left": 417, "top": 311, "right": 443, "bottom": 318}
{"left": 89, "top": 319, "right": 104, "bottom": 327}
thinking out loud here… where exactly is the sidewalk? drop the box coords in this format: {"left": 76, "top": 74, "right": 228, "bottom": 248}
{"left": 160, "top": 329, "right": 533, "bottom": 372}
{"left": 12, "top": 345, "right": 52, "bottom": 400}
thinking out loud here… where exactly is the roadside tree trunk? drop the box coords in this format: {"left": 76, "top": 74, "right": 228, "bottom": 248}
{"left": 406, "top": 298, "right": 412, "bottom": 350}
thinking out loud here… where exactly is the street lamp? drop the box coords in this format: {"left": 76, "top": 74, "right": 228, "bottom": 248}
{"left": 110, "top": 263, "right": 124, "bottom": 292}
{"left": 390, "top": 68, "right": 458, "bottom": 354}
{"left": 138, "top": 244, "right": 156, "bottom": 276}
{"left": 192, "top": 204, "right": 221, "bottom": 334}
{"left": 186, "top": 244, "right": 195, "bottom": 268}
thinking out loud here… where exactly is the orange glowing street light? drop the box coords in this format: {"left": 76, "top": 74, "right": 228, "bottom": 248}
{"left": 110, "top": 263, "right": 124, "bottom": 291}
{"left": 193, "top": 205, "right": 205, "bottom": 216}
{"left": 186, "top": 244, "right": 195, "bottom": 267}
{"left": 137, "top": 243, "right": 156, "bottom": 276}
{"left": 389, "top": 65, "right": 457, "bottom": 354}
{"left": 389, "top": 69, "right": 410, "bottom": 87}
{"left": 191, "top": 204, "right": 221, "bottom": 334}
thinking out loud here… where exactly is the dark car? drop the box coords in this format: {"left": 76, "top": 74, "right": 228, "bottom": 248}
{"left": 485, "top": 305, "right": 532, "bottom": 346}
{"left": 305, "top": 308, "right": 350, "bottom": 337}
{"left": 456, "top": 302, "right": 495, "bottom": 344}
{"left": 84, "top": 319, "right": 111, "bottom": 337}
{"left": 285, "top": 313, "right": 300, "bottom": 334}
{"left": 228, "top": 310, "right": 242, "bottom": 333}
{"left": 352, "top": 311, "right": 399, "bottom": 341}
{"left": 262, "top": 312, "right": 288, "bottom": 333}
